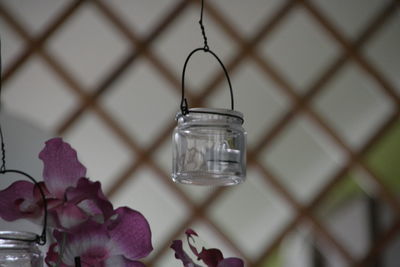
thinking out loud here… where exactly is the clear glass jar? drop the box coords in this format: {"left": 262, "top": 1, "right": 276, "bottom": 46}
{"left": 172, "top": 108, "right": 246, "bottom": 186}
{"left": 0, "top": 231, "right": 43, "bottom": 267}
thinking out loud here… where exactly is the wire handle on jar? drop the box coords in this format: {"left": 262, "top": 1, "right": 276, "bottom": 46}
{"left": 0, "top": 168, "right": 48, "bottom": 245}
{"left": 180, "top": 0, "right": 235, "bottom": 116}
{"left": 0, "top": 38, "right": 47, "bottom": 246}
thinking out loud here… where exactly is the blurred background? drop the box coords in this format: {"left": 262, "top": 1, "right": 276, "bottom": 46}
{"left": 0, "top": 0, "right": 399, "bottom": 266}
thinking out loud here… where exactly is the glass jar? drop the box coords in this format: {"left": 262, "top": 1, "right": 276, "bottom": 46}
{"left": 172, "top": 108, "right": 246, "bottom": 186}
{"left": 0, "top": 231, "right": 43, "bottom": 267}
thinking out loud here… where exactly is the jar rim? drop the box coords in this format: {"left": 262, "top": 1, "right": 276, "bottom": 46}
{"left": 176, "top": 108, "right": 244, "bottom": 124}
{"left": 0, "top": 231, "right": 38, "bottom": 242}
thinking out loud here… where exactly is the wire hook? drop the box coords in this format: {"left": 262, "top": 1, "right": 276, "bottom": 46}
{"left": 180, "top": 0, "right": 235, "bottom": 115}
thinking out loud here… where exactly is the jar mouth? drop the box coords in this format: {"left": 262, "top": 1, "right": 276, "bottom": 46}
{"left": 176, "top": 108, "right": 244, "bottom": 124}
{"left": 0, "top": 231, "right": 38, "bottom": 243}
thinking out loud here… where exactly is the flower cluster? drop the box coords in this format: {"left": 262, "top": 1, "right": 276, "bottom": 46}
{"left": 171, "top": 229, "right": 244, "bottom": 267}
{"left": 0, "top": 138, "right": 244, "bottom": 266}
{"left": 0, "top": 138, "right": 152, "bottom": 267}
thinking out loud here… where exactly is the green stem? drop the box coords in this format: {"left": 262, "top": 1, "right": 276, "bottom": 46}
{"left": 55, "top": 232, "right": 67, "bottom": 267}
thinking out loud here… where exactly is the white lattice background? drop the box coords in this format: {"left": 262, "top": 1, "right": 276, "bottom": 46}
{"left": 1, "top": 0, "right": 400, "bottom": 266}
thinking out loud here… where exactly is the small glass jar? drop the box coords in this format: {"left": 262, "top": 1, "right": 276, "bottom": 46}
{"left": 0, "top": 231, "right": 43, "bottom": 267}
{"left": 172, "top": 108, "right": 246, "bottom": 186}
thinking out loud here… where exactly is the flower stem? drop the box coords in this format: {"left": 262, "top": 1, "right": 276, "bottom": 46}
{"left": 55, "top": 232, "right": 67, "bottom": 267}
{"left": 74, "top": 257, "right": 81, "bottom": 267}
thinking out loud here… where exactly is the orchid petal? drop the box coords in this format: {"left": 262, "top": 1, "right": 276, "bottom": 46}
{"left": 198, "top": 248, "right": 223, "bottom": 267}
{"left": 52, "top": 221, "right": 111, "bottom": 266}
{"left": 0, "top": 181, "right": 42, "bottom": 221}
{"left": 172, "top": 229, "right": 245, "bottom": 267}
{"left": 66, "top": 178, "right": 114, "bottom": 221}
{"left": 45, "top": 243, "right": 67, "bottom": 267}
{"left": 185, "top": 229, "right": 198, "bottom": 236}
{"left": 185, "top": 228, "right": 200, "bottom": 257}
{"left": 32, "top": 181, "right": 51, "bottom": 201}
{"left": 39, "top": 138, "right": 86, "bottom": 198}
{"left": 170, "top": 240, "right": 201, "bottom": 267}
{"left": 51, "top": 202, "right": 89, "bottom": 229}
{"left": 107, "top": 207, "right": 153, "bottom": 260}
{"left": 46, "top": 178, "right": 114, "bottom": 230}
{"left": 217, "top": 258, "right": 245, "bottom": 267}
{"left": 76, "top": 199, "right": 105, "bottom": 224}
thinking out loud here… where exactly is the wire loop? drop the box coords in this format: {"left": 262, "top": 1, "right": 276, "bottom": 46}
{"left": 199, "top": 0, "right": 209, "bottom": 51}
{"left": 0, "top": 38, "right": 47, "bottom": 245}
{"left": 181, "top": 47, "right": 234, "bottom": 115}
{"left": 180, "top": 0, "right": 235, "bottom": 116}
{"left": 0, "top": 169, "right": 48, "bottom": 245}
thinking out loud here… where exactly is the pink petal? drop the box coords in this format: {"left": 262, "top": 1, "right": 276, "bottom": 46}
{"left": 32, "top": 181, "right": 50, "bottom": 201}
{"left": 107, "top": 207, "right": 153, "bottom": 260}
{"left": 185, "top": 229, "right": 198, "bottom": 237}
{"left": 76, "top": 199, "right": 105, "bottom": 223}
{"left": 175, "top": 229, "right": 245, "bottom": 267}
{"left": 170, "top": 240, "right": 201, "bottom": 267}
{"left": 80, "top": 246, "right": 110, "bottom": 266}
{"left": 185, "top": 228, "right": 200, "bottom": 257}
{"left": 52, "top": 221, "right": 111, "bottom": 266}
{"left": 0, "top": 181, "right": 42, "bottom": 221}
{"left": 51, "top": 202, "right": 89, "bottom": 229}
{"left": 47, "top": 178, "right": 114, "bottom": 230}
{"left": 217, "top": 258, "right": 244, "bottom": 267}
{"left": 66, "top": 178, "right": 114, "bottom": 221}
{"left": 50, "top": 219, "right": 148, "bottom": 265}
{"left": 39, "top": 138, "right": 86, "bottom": 198}
{"left": 198, "top": 248, "right": 223, "bottom": 267}
{"left": 45, "top": 243, "right": 66, "bottom": 267}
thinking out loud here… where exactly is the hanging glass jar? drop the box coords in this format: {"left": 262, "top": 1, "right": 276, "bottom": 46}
{"left": 0, "top": 231, "right": 43, "bottom": 267}
{"left": 173, "top": 108, "right": 246, "bottom": 185}
{"left": 0, "top": 169, "right": 47, "bottom": 267}
{"left": 171, "top": 0, "right": 246, "bottom": 185}
{"left": 172, "top": 42, "right": 247, "bottom": 186}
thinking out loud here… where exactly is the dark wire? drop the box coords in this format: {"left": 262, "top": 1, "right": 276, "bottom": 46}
{"left": 75, "top": 257, "right": 82, "bottom": 267}
{"left": 180, "top": 0, "right": 236, "bottom": 115}
{"left": 0, "top": 169, "right": 48, "bottom": 245}
{"left": 199, "top": 0, "right": 209, "bottom": 51}
{"left": 0, "top": 35, "right": 2, "bottom": 101}
{"left": 0, "top": 126, "right": 5, "bottom": 172}
{"left": 181, "top": 48, "right": 234, "bottom": 114}
{"left": 0, "top": 36, "right": 5, "bottom": 172}
{"left": 0, "top": 36, "right": 47, "bottom": 246}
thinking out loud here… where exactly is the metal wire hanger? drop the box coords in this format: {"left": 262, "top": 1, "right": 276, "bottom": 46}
{"left": 179, "top": 0, "right": 243, "bottom": 123}
{"left": 0, "top": 36, "right": 47, "bottom": 246}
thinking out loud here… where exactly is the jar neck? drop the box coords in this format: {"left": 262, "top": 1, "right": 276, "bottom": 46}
{"left": 176, "top": 108, "right": 244, "bottom": 125}
{"left": 0, "top": 231, "right": 38, "bottom": 249}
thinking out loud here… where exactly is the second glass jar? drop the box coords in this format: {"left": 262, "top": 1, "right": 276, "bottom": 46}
{"left": 0, "top": 231, "right": 43, "bottom": 267}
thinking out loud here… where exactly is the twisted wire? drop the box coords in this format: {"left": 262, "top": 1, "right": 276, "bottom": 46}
{"left": 0, "top": 37, "right": 5, "bottom": 172}
{"left": 180, "top": 0, "right": 238, "bottom": 116}
{"left": 0, "top": 126, "right": 5, "bottom": 172}
{"left": 199, "top": 0, "right": 209, "bottom": 51}
{"left": 0, "top": 37, "right": 47, "bottom": 246}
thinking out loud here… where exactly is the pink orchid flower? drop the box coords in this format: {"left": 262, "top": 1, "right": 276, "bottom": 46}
{"left": 0, "top": 138, "right": 113, "bottom": 230}
{"left": 0, "top": 138, "right": 153, "bottom": 265}
{"left": 171, "top": 229, "right": 244, "bottom": 267}
{"left": 45, "top": 207, "right": 152, "bottom": 267}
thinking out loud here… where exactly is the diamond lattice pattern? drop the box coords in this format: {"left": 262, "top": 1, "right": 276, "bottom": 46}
{"left": 0, "top": 0, "right": 400, "bottom": 266}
